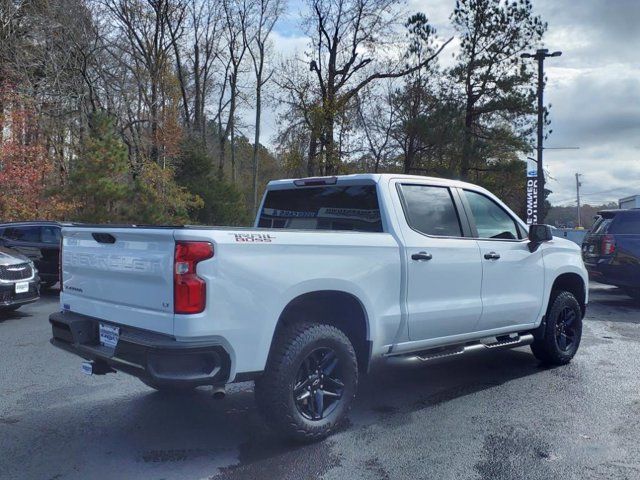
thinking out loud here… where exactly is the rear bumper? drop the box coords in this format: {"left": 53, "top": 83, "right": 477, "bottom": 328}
{"left": 585, "top": 261, "right": 640, "bottom": 289}
{"left": 49, "top": 311, "right": 231, "bottom": 388}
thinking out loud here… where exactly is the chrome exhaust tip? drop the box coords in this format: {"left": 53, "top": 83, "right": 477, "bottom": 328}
{"left": 212, "top": 385, "right": 226, "bottom": 400}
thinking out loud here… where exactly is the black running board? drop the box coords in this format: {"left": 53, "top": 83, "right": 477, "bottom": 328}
{"left": 387, "top": 333, "right": 534, "bottom": 362}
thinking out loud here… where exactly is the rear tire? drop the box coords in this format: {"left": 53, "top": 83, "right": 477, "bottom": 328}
{"left": 254, "top": 322, "right": 358, "bottom": 442}
{"left": 531, "top": 291, "right": 582, "bottom": 365}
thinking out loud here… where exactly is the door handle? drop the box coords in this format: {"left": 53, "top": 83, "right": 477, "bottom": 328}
{"left": 411, "top": 252, "right": 433, "bottom": 261}
{"left": 484, "top": 252, "right": 501, "bottom": 260}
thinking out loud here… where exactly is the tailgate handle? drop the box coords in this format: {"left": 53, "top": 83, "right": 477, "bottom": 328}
{"left": 92, "top": 233, "right": 116, "bottom": 244}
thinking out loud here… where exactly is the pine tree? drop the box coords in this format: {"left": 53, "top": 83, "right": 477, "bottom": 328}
{"left": 68, "top": 112, "right": 130, "bottom": 222}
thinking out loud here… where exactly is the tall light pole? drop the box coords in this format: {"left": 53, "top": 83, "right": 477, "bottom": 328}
{"left": 521, "top": 48, "right": 562, "bottom": 224}
{"left": 575, "top": 173, "right": 582, "bottom": 228}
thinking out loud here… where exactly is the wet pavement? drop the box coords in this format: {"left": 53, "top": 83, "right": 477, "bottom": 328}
{"left": 1, "top": 284, "right": 639, "bottom": 480}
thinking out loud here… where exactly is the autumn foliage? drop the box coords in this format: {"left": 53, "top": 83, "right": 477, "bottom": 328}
{"left": 0, "top": 86, "right": 71, "bottom": 221}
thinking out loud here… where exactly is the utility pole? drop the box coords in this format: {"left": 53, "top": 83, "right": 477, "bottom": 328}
{"left": 521, "top": 48, "right": 562, "bottom": 223}
{"left": 575, "top": 173, "right": 582, "bottom": 228}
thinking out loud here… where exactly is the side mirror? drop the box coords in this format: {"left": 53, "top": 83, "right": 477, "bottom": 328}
{"left": 528, "top": 224, "right": 553, "bottom": 252}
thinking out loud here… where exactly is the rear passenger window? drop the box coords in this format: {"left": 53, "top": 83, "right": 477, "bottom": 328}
{"left": 399, "top": 185, "right": 462, "bottom": 237}
{"left": 464, "top": 190, "right": 520, "bottom": 240}
{"left": 611, "top": 214, "right": 640, "bottom": 234}
{"left": 41, "top": 226, "right": 61, "bottom": 244}
{"left": 259, "top": 185, "right": 383, "bottom": 232}
{"left": 3, "top": 226, "right": 40, "bottom": 242}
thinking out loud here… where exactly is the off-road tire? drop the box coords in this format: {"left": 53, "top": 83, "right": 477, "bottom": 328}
{"left": 531, "top": 291, "right": 582, "bottom": 365}
{"left": 254, "top": 322, "right": 358, "bottom": 442}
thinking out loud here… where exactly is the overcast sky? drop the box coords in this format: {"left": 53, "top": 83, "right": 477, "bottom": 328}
{"left": 260, "top": 0, "right": 640, "bottom": 206}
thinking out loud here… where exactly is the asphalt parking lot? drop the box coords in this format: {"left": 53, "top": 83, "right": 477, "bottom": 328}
{"left": 2, "top": 285, "right": 640, "bottom": 480}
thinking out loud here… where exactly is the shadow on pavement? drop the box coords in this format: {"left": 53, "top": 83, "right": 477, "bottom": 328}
{"left": 0, "top": 308, "right": 31, "bottom": 322}
{"left": 5, "top": 346, "right": 545, "bottom": 480}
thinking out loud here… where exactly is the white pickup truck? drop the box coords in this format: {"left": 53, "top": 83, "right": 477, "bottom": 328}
{"left": 50, "top": 174, "right": 588, "bottom": 440}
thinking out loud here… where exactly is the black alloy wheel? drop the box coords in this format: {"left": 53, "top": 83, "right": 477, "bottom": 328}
{"left": 555, "top": 306, "right": 578, "bottom": 352}
{"left": 293, "top": 347, "right": 345, "bottom": 421}
{"left": 254, "top": 322, "right": 358, "bottom": 441}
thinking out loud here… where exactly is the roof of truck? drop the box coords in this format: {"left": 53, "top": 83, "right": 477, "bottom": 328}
{"left": 267, "top": 173, "right": 480, "bottom": 190}
{"left": 0, "top": 221, "right": 73, "bottom": 227}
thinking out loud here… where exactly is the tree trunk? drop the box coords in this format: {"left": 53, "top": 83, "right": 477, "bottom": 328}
{"left": 460, "top": 105, "right": 473, "bottom": 181}
{"left": 323, "top": 112, "right": 336, "bottom": 175}
{"left": 308, "top": 134, "right": 318, "bottom": 176}
{"left": 218, "top": 132, "right": 226, "bottom": 177}
{"left": 230, "top": 116, "right": 236, "bottom": 183}
{"left": 193, "top": 43, "right": 202, "bottom": 134}
{"left": 150, "top": 80, "right": 159, "bottom": 163}
{"left": 252, "top": 80, "right": 262, "bottom": 214}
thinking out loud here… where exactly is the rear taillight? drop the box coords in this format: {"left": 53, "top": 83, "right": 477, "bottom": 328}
{"left": 601, "top": 234, "right": 616, "bottom": 255}
{"left": 174, "top": 241, "right": 214, "bottom": 314}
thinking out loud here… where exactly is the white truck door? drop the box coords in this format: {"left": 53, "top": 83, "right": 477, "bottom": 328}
{"left": 392, "top": 181, "right": 483, "bottom": 341}
{"left": 460, "top": 189, "right": 545, "bottom": 330}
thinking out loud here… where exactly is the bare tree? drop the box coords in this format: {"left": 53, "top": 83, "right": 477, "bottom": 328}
{"left": 102, "top": 0, "right": 187, "bottom": 164}
{"left": 247, "top": 0, "right": 284, "bottom": 213}
{"left": 218, "top": 0, "right": 251, "bottom": 181}
{"left": 302, "top": 0, "right": 451, "bottom": 174}
{"left": 168, "top": 0, "right": 224, "bottom": 138}
{"left": 355, "top": 82, "right": 397, "bottom": 173}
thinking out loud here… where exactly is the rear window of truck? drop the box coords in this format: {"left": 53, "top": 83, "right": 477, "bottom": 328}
{"left": 258, "top": 185, "right": 383, "bottom": 232}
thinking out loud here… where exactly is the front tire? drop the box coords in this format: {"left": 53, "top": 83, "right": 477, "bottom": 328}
{"left": 531, "top": 291, "right": 583, "bottom": 365}
{"left": 254, "top": 322, "right": 358, "bottom": 442}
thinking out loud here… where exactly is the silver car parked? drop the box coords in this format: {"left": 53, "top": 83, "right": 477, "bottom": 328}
{"left": 0, "top": 246, "right": 40, "bottom": 312}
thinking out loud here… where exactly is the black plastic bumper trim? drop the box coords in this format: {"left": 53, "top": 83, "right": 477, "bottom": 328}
{"left": 49, "top": 310, "right": 231, "bottom": 388}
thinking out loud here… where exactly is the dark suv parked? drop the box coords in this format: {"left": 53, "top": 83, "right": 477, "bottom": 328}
{"left": 0, "top": 222, "right": 62, "bottom": 288}
{"left": 582, "top": 209, "right": 640, "bottom": 301}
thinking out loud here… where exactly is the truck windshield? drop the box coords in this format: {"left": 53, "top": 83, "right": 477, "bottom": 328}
{"left": 258, "top": 185, "right": 383, "bottom": 232}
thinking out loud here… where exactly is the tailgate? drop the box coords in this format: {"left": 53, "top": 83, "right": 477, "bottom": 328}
{"left": 60, "top": 227, "right": 176, "bottom": 334}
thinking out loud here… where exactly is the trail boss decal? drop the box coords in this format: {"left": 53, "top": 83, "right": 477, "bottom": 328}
{"left": 232, "top": 233, "right": 275, "bottom": 243}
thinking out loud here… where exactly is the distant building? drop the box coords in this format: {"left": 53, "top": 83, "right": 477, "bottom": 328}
{"left": 619, "top": 195, "right": 640, "bottom": 209}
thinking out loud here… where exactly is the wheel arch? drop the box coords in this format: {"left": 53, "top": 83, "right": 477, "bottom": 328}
{"left": 269, "top": 290, "right": 372, "bottom": 373}
{"left": 550, "top": 272, "right": 587, "bottom": 318}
